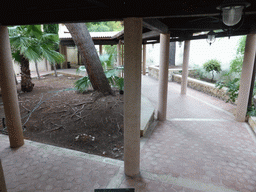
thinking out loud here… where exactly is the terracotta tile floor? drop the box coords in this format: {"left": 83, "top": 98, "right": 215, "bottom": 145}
{"left": 1, "top": 74, "right": 256, "bottom": 191}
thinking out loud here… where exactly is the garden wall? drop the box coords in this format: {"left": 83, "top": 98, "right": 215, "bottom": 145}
{"left": 172, "top": 74, "right": 230, "bottom": 101}
{"left": 148, "top": 66, "right": 230, "bottom": 101}
{"left": 148, "top": 66, "right": 181, "bottom": 82}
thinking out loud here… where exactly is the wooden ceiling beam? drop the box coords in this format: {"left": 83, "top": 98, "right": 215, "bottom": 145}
{"left": 142, "top": 31, "right": 160, "bottom": 39}
{"left": 143, "top": 19, "right": 169, "bottom": 33}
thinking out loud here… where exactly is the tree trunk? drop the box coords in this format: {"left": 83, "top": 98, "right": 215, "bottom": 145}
{"left": 20, "top": 55, "right": 34, "bottom": 92}
{"left": 53, "top": 63, "right": 58, "bottom": 77}
{"left": 65, "top": 23, "right": 112, "bottom": 95}
{"left": 35, "top": 61, "right": 40, "bottom": 80}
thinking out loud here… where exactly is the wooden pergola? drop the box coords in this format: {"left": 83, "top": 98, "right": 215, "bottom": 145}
{"left": 1, "top": 0, "right": 256, "bottom": 179}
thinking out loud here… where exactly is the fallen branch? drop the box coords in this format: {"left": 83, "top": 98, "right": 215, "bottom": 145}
{"left": 22, "top": 105, "right": 30, "bottom": 112}
{"left": 71, "top": 105, "right": 85, "bottom": 118}
{"left": 68, "top": 104, "right": 77, "bottom": 112}
{"left": 46, "top": 126, "right": 64, "bottom": 132}
{"left": 48, "top": 110, "right": 68, "bottom": 114}
{"left": 73, "top": 101, "right": 94, "bottom": 106}
{"left": 46, "top": 123, "right": 65, "bottom": 132}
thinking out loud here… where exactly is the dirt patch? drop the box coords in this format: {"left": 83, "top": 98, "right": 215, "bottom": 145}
{"left": 0, "top": 74, "right": 124, "bottom": 160}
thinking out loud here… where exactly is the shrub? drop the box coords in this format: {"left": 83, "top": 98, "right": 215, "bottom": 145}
{"left": 203, "top": 59, "right": 222, "bottom": 82}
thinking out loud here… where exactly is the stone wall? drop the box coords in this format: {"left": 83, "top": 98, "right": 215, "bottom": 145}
{"left": 148, "top": 66, "right": 181, "bottom": 82}
{"left": 173, "top": 74, "right": 230, "bottom": 101}
{"left": 148, "top": 66, "right": 230, "bottom": 102}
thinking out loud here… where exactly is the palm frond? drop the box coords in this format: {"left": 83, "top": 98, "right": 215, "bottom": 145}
{"left": 76, "top": 66, "right": 87, "bottom": 74}
{"left": 25, "top": 25, "right": 43, "bottom": 39}
{"left": 74, "top": 76, "right": 92, "bottom": 92}
{"left": 9, "top": 36, "right": 34, "bottom": 53}
{"left": 41, "top": 33, "right": 59, "bottom": 42}
{"left": 12, "top": 51, "right": 22, "bottom": 64}
{"left": 40, "top": 45, "right": 65, "bottom": 64}
{"left": 99, "top": 54, "right": 114, "bottom": 70}
{"left": 24, "top": 46, "right": 42, "bottom": 62}
{"left": 8, "top": 26, "right": 20, "bottom": 36}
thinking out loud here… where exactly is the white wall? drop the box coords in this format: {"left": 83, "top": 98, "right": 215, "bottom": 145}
{"left": 146, "top": 35, "right": 243, "bottom": 71}
{"left": 66, "top": 45, "right": 101, "bottom": 65}
{"left": 13, "top": 59, "right": 50, "bottom": 75}
{"left": 67, "top": 47, "right": 78, "bottom": 64}
{"left": 189, "top": 36, "right": 242, "bottom": 70}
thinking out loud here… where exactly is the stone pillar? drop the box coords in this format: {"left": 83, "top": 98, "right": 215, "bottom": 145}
{"left": 60, "top": 44, "right": 67, "bottom": 69}
{"left": 99, "top": 45, "right": 103, "bottom": 55}
{"left": 117, "top": 41, "right": 121, "bottom": 66}
{"left": 45, "top": 60, "right": 51, "bottom": 71}
{"left": 63, "top": 45, "right": 68, "bottom": 68}
{"left": 77, "top": 49, "right": 80, "bottom": 65}
{"left": 124, "top": 17, "right": 142, "bottom": 177}
{"left": 0, "top": 26, "right": 24, "bottom": 148}
{"left": 0, "top": 159, "right": 7, "bottom": 192}
{"left": 143, "top": 44, "right": 146, "bottom": 75}
{"left": 157, "top": 33, "right": 170, "bottom": 121}
{"left": 236, "top": 33, "right": 256, "bottom": 122}
{"left": 122, "top": 44, "right": 124, "bottom": 65}
{"left": 122, "top": 43, "right": 124, "bottom": 77}
{"left": 181, "top": 40, "right": 190, "bottom": 94}
{"left": 169, "top": 42, "right": 176, "bottom": 66}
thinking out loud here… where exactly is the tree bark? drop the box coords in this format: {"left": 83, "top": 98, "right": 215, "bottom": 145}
{"left": 35, "top": 61, "right": 40, "bottom": 80}
{"left": 65, "top": 23, "right": 112, "bottom": 95}
{"left": 53, "top": 63, "right": 58, "bottom": 77}
{"left": 20, "top": 55, "right": 34, "bottom": 92}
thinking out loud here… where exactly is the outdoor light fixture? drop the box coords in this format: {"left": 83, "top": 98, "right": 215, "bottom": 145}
{"left": 206, "top": 30, "right": 216, "bottom": 45}
{"left": 216, "top": 0, "right": 251, "bottom": 27}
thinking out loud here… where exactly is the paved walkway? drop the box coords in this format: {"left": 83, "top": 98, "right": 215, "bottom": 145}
{"left": 1, "top": 72, "right": 256, "bottom": 191}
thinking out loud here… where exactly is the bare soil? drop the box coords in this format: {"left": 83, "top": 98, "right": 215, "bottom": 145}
{"left": 0, "top": 74, "right": 124, "bottom": 160}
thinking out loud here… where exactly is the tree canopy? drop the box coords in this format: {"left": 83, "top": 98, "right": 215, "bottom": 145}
{"left": 85, "top": 21, "right": 123, "bottom": 57}
{"left": 86, "top": 21, "right": 123, "bottom": 32}
{"left": 229, "top": 35, "right": 246, "bottom": 74}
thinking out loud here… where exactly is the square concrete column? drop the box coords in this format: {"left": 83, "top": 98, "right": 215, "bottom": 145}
{"left": 99, "top": 45, "right": 103, "bottom": 55}
{"left": 236, "top": 33, "right": 256, "bottom": 122}
{"left": 0, "top": 159, "right": 7, "bottom": 192}
{"left": 157, "top": 33, "right": 170, "bottom": 121}
{"left": 117, "top": 41, "right": 121, "bottom": 66}
{"left": 121, "top": 43, "right": 124, "bottom": 77}
{"left": 60, "top": 44, "right": 67, "bottom": 69}
{"left": 124, "top": 17, "right": 142, "bottom": 177}
{"left": 0, "top": 26, "right": 24, "bottom": 148}
{"left": 143, "top": 44, "right": 147, "bottom": 75}
{"left": 181, "top": 40, "right": 191, "bottom": 94}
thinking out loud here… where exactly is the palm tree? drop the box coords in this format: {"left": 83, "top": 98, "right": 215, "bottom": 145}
{"left": 8, "top": 25, "right": 64, "bottom": 92}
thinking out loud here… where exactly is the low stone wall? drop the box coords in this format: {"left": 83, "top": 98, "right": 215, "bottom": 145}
{"left": 148, "top": 66, "right": 181, "bottom": 81}
{"left": 248, "top": 116, "right": 256, "bottom": 134}
{"left": 173, "top": 74, "right": 230, "bottom": 101}
{"left": 148, "top": 66, "right": 231, "bottom": 102}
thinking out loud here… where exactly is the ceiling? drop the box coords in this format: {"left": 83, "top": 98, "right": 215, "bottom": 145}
{"left": 2, "top": 0, "right": 256, "bottom": 40}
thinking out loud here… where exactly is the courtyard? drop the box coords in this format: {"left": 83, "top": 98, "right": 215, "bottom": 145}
{"left": 1, "top": 74, "right": 256, "bottom": 192}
